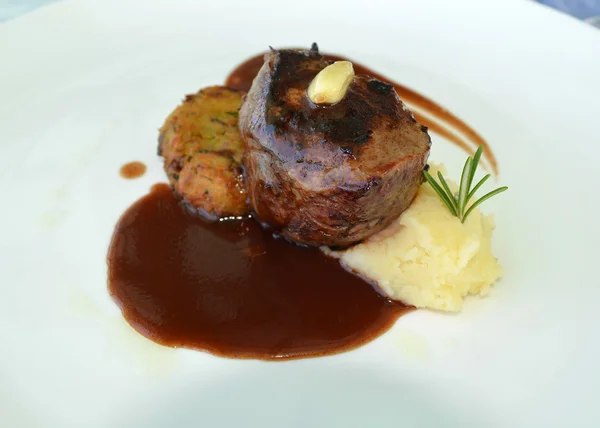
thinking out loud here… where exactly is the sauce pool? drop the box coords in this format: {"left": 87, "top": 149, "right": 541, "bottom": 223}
{"left": 108, "top": 184, "right": 409, "bottom": 360}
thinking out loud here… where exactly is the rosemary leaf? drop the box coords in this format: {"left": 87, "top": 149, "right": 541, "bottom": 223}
{"left": 458, "top": 156, "right": 472, "bottom": 218}
{"left": 463, "top": 186, "right": 508, "bottom": 221}
{"left": 467, "top": 145, "right": 484, "bottom": 192}
{"left": 422, "top": 146, "right": 507, "bottom": 223}
{"left": 423, "top": 170, "right": 458, "bottom": 217}
{"left": 467, "top": 174, "right": 491, "bottom": 204}
{"left": 437, "top": 171, "right": 458, "bottom": 211}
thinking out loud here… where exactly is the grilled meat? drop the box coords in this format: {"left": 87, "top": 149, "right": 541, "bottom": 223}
{"left": 238, "top": 48, "right": 431, "bottom": 247}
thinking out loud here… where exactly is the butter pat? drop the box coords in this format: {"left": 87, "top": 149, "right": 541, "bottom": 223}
{"left": 333, "top": 164, "right": 503, "bottom": 312}
{"left": 307, "top": 61, "right": 355, "bottom": 104}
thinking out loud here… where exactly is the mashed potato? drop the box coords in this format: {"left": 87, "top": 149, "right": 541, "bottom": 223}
{"left": 330, "top": 164, "right": 503, "bottom": 312}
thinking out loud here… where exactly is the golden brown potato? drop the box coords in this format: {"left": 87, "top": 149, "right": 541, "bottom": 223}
{"left": 159, "top": 86, "right": 248, "bottom": 218}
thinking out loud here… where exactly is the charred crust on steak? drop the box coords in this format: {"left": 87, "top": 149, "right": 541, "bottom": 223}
{"left": 366, "top": 79, "right": 394, "bottom": 95}
{"left": 263, "top": 49, "right": 401, "bottom": 156}
{"left": 339, "top": 146, "right": 354, "bottom": 156}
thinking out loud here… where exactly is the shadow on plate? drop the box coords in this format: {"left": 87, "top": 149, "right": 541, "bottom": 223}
{"left": 113, "top": 362, "right": 482, "bottom": 428}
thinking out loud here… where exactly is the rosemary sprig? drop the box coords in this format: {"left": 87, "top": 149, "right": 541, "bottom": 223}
{"left": 423, "top": 146, "right": 507, "bottom": 223}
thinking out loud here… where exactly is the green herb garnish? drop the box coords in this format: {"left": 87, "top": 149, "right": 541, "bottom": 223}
{"left": 423, "top": 146, "right": 507, "bottom": 223}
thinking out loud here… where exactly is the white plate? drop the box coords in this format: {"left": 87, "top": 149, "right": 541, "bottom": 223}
{"left": 1, "top": 0, "right": 600, "bottom": 426}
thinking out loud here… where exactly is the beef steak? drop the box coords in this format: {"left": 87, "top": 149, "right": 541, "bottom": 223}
{"left": 238, "top": 47, "right": 431, "bottom": 247}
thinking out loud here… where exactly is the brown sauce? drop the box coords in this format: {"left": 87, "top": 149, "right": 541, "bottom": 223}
{"left": 119, "top": 161, "right": 147, "bottom": 179}
{"left": 108, "top": 184, "right": 409, "bottom": 360}
{"left": 225, "top": 52, "right": 498, "bottom": 175}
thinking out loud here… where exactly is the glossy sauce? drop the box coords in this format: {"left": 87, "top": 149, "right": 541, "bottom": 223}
{"left": 119, "top": 161, "right": 147, "bottom": 179}
{"left": 108, "top": 184, "right": 409, "bottom": 360}
{"left": 225, "top": 52, "right": 498, "bottom": 175}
